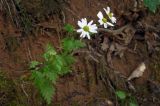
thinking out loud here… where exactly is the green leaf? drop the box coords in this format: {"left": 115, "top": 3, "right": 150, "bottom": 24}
{"left": 55, "top": 55, "right": 63, "bottom": 67}
{"left": 31, "top": 71, "right": 44, "bottom": 88}
{"left": 144, "top": 0, "right": 160, "bottom": 13}
{"left": 115, "top": 90, "right": 127, "bottom": 100}
{"left": 43, "top": 44, "right": 57, "bottom": 61}
{"left": 40, "top": 80, "right": 55, "bottom": 104}
{"left": 62, "top": 54, "right": 75, "bottom": 65}
{"left": 52, "top": 55, "right": 64, "bottom": 74}
{"left": 61, "top": 66, "right": 71, "bottom": 74}
{"left": 30, "top": 61, "right": 40, "bottom": 69}
{"left": 32, "top": 71, "right": 55, "bottom": 104}
{"left": 129, "top": 96, "right": 138, "bottom": 106}
{"left": 43, "top": 66, "right": 58, "bottom": 83}
{"left": 129, "top": 102, "right": 138, "bottom": 106}
{"left": 46, "top": 71, "right": 58, "bottom": 83}
{"left": 30, "top": 39, "right": 80, "bottom": 104}
{"left": 64, "top": 24, "right": 74, "bottom": 33}
{"left": 62, "top": 37, "right": 85, "bottom": 53}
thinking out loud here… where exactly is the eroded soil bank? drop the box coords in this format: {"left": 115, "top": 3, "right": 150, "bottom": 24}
{"left": 0, "top": 0, "right": 160, "bottom": 106}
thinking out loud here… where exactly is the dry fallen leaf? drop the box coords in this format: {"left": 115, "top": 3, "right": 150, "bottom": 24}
{"left": 127, "top": 62, "right": 146, "bottom": 81}
{"left": 101, "top": 36, "right": 109, "bottom": 51}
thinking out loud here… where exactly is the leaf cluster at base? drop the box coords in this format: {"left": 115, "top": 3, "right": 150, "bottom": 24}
{"left": 30, "top": 37, "right": 85, "bottom": 104}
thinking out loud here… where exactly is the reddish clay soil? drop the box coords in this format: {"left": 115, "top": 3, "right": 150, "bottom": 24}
{"left": 0, "top": 0, "right": 160, "bottom": 106}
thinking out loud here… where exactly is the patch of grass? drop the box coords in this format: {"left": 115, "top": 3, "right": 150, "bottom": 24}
{"left": 115, "top": 90, "right": 138, "bottom": 106}
{"left": 0, "top": 71, "right": 21, "bottom": 105}
{"left": 0, "top": 71, "right": 29, "bottom": 106}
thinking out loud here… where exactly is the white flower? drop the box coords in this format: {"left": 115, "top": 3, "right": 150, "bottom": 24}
{"left": 103, "top": 7, "right": 116, "bottom": 23}
{"left": 97, "top": 11, "right": 114, "bottom": 28}
{"left": 77, "top": 18, "right": 97, "bottom": 39}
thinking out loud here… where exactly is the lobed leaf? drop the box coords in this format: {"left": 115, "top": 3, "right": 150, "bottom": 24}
{"left": 144, "top": 0, "right": 160, "bottom": 13}
{"left": 40, "top": 80, "right": 54, "bottom": 104}
{"left": 115, "top": 90, "right": 127, "bottom": 100}
{"left": 64, "top": 24, "right": 75, "bottom": 33}
{"left": 30, "top": 38, "right": 83, "bottom": 104}
{"left": 43, "top": 44, "right": 57, "bottom": 61}
{"left": 30, "top": 61, "right": 40, "bottom": 69}
{"left": 62, "top": 37, "right": 85, "bottom": 53}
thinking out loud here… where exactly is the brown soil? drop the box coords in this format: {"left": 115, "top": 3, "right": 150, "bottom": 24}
{"left": 0, "top": 0, "right": 160, "bottom": 106}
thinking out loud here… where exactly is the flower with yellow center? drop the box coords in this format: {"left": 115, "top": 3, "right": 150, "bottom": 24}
{"left": 77, "top": 18, "right": 97, "bottom": 39}
{"left": 103, "top": 7, "right": 116, "bottom": 23}
{"left": 97, "top": 11, "right": 114, "bottom": 28}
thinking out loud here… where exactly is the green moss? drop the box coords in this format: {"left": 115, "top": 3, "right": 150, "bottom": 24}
{"left": 149, "top": 52, "right": 160, "bottom": 82}
{"left": 0, "top": 71, "right": 26, "bottom": 106}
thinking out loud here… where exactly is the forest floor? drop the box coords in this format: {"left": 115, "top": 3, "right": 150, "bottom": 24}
{"left": 0, "top": 0, "right": 160, "bottom": 106}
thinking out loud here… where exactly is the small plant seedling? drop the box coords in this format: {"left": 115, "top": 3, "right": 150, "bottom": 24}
{"left": 129, "top": 102, "right": 138, "bottom": 106}
{"left": 30, "top": 38, "right": 85, "bottom": 104}
{"left": 115, "top": 90, "right": 127, "bottom": 100}
{"left": 64, "top": 24, "right": 75, "bottom": 33}
{"left": 143, "top": 0, "right": 160, "bottom": 13}
{"left": 115, "top": 90, "right": 138, "bottom": 106}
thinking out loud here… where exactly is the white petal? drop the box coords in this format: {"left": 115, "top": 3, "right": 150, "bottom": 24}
{"left": 91, "top": 27, "right": 98, "bottom": 31}
{"left": 86, "top": 32, "right": 91, "bottom": 39}
{"left": 103, "top": 8, "right": 109, "bottom": 14}
{"left": 82, "top": 32, "right": 87, "bottom": 38}
{"left": 78, "top": 21, "right": 84, "bottom": 28}
{"left": 80, "top": 31, "right": 86, "bottom": 38}
{"left": 81, "top": 18, "right": 87, "bottom": 26}
{"left": 90, "top": 28, "right": 97, "bottom": 33}
{"left": 107, "top": 22, "right": 114, "bottom": 26}
{"left": 107, "top": 7, "right": 110, "bottom": 13}
{"left": 90, "top": 24, "right": 97, "bottom": 29}
{"left": 80, "top": 32, "right": 84, "bottom": 38}
{"left": 97, "top": 11, "right": 103, "bottom": 19}
{"left": 103, "top": 8, "right": 107, "bottom": 14}
{"left": 104, "top": 23, "right": 108, "bottom": 28}
{"left": 98, "top": 20, "right": 103, "bottom": 25}
{"left": 88, "top": 20, "right": 93, "bottom": 26}
{"left": 111, "top": 17, "right": 116, "bottom": 23}
{"left": 90, "top": 25, "right": 97, "bottom": 32}
{"left": 77, "top": 29, "right": 83, "bottom": 33}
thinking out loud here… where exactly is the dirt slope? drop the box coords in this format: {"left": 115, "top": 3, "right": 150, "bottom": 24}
{"left": 0, "top": 0, "right": 160, "bottom": 106}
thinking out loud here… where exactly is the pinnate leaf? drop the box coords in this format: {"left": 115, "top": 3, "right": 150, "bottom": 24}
{"left": 62, "top": 37, "right": 85, "bottom": 52}
{"left": 115, "top": 90, "right": 127, "bottom": 100}
{"left": 144, "top": 0, "right": 160, "bottom": 13}
{"left": 64, "top": 24, "right": 74, "bottom": 33}
{"left": 30, "top": 61, "right": 40, "bottom": 69}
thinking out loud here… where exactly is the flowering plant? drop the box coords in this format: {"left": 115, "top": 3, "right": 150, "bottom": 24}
{"left": 77, "top": 18, "right": 97, "bottom": 39}
{"left": 30, "top": 6, "right": 116, "bottom": 104}
{"left": 77, "top": 6, "right": 116, "bottom": 39}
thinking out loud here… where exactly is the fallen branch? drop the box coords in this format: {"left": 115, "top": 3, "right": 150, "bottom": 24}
{"left": 145, "top": 23, "right": 160, "bottom": 32}
{"left": 98, "top": 24, "right": 132, "bottom": 35}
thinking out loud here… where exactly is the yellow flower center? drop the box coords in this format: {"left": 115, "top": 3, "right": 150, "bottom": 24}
{"left": 83, "top": 26, "right": 89, "bottom": 32}
{"left": 108, "top": 13, "right": 113, "bottom": 18}
{"left": 102, "top": 18, "right": 107, "bottom": 23}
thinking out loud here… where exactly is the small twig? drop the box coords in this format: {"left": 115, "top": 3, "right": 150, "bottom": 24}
{"left": 21, "top": 84, "right": 29, "bottom": 98}
{"left": 4, "top": 0, "right": 14, "bottom": 23}
{"left": 61, "top": 10, "right": 66, "bottom": 24}
{"left": 27, "top": 47, "right": 32, "bottom": 60}
{"left": 88, "top": 55, "right": 99, "bottom": 63}
{"left": 98, "top": 24, "right": 131, "bottom": 35}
